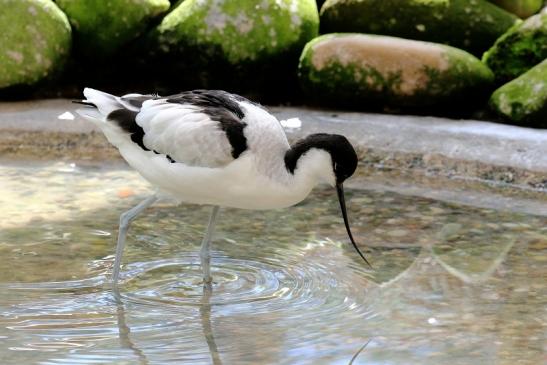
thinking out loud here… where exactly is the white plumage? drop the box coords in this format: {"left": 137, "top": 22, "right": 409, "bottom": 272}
{"left": 140, "top": 102, "right": 232, "bottom": 168}
{"left": 78, "top": 88, "right": 332, "bottom": 210}
{"left": 76, "top": 87, "right": 370, "bottom": 285}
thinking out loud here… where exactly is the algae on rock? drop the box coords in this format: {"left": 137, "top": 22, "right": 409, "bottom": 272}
{"left": 0, "top": 0, "right": 71, "bottom": 89}
{"left": 488, "top": 0, "right": 543, "bottom": 18}
{"left": 147, "top": 0, "right": 319, "bottom": 93}
{"left": 320, "top": 0, "right": 519, "bottom": 56}
{"left": 490, "top": 59, "right": 547, "bottom": 127}
{"left": 56, "top": 0, "right": 170, "bottom": 57}
{"left": 483, "top": 11, "right": 547, "bottom": 83}
{"left": 152, "top": 0, "right": 318, "bottom": 62}
{"left": 298, "top": 34, "right": 494, "bottom": 109}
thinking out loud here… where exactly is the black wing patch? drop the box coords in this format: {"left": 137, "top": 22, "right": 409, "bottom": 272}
{"left": 285, "top": 133, "right": 357, "bottom": 181}
{"left": 120, "top": 95, "right": 156, "bottom": 108}
{"left": 107, "top": 109, "right": 150, "bottom": 151}
{"left": 108, "top": 108, "right": 177, "bottom": 163}
{"left": 108, "top": 90, "right": 249, "bottom": 162}
{"left": 166, "top": 90, "right": 248, "bottom": 159}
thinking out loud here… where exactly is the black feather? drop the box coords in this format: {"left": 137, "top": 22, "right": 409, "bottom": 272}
{"left": 120, "top": 95, "right": 156, "bottom": 108}
{"left": 285, "top": 133, "right": 358, "bottom": 183}
{"left": 107, "top": 109, "right": 149, "bottom": 151}
{"left": 166, "top": 90, "right": 248, "bottom": 159}
{"left": 72, "top": 100, "right": 96, "bottom": 108}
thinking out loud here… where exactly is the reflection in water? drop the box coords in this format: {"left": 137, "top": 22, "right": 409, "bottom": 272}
{"left": 200, "top": 285, "right": 222, "bottom": 365}
{"left": 429, "top": 238, "right": 515, "bottom": 284}
{"left": 113, "top": 285, "right": 222, "bottom": 365}
{"left": 0, "top": 163, "right": 545, "bottom": 364}
{"left": 349, "top": 339, "right": 371, "bottom": 365}
{"left": 114, "top": 290, "right": 149, "bottom": 365}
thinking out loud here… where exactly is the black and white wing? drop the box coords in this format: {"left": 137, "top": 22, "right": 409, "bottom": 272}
{"left": 80, "top": 88, "right": 249, "bottom": 168}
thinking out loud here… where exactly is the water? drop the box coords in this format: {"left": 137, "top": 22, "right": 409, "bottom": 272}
{"left": 0, "top": 162, "right": 545, "bottom": 364}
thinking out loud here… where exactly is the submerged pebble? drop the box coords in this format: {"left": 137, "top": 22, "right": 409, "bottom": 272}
{"left": 0, "top": 162, "right": 545, "bottom": 364}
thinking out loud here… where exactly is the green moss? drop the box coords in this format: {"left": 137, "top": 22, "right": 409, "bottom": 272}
{"left": 299, "top": 36, "right": 404, "bottom": 95}
{"left": 488, "top": 0, "right": 543, "bottom": 18}
{"left": 155, "top": 0, "right": 319, "bottom": 64}
{"left": 483, "top": 11, "right": 547, "bottom": 83}
{"left": 56, "top": 0, "right": 170, "bottom": 56}
{"left": 0, "top": 0, "right": 71, "bottom": 88}
{"left": 490, "top": 58, "right": 547, "bottom": 126}
{"left": 301, "top": 61, "right": 405, "bottom": 102}
{"left": 298, "top": 33, "right": 493, "bottom": 107}
{"left": 320, "top": 0, "right": 519, "bottom": 56}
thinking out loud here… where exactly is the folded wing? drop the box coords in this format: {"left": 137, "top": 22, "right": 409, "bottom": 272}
{"left": 81, "top": 88, "right": 249, "bottom": 169}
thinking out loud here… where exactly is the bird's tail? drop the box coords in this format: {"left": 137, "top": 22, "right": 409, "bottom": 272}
{"left": 75, "top": 88, "right": 122, "bottom": 122}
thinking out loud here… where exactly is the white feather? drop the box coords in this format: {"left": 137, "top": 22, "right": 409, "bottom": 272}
{"left": 76, "top": 88, "right": 335, "bottom": 210}
{"left": 82, "top": 88, "right": 121, "bottom": 116}
{"left": 76, "top": 107, "right": 104, "bottom": 123}
{"left": 118, "top": 93, "right": 145, "bottom": 111}
{"left": 136, "top": 99, "right": 235, "bottom": 167}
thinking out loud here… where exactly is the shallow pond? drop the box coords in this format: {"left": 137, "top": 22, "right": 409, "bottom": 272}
{"left": 0, "top": 162, "right": 545, "bottom": 364}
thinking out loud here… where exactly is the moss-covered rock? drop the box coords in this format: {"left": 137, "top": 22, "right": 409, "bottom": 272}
{"left": 298, "top": 34, "right": 494, "bottom": 108}
{"left": 145, "top": 0, "right": 318, "bottom": 95}
{"left": 153, "top": 0, "right": 319, "bottom": 64}
{"left": 0, "top": 0, "right": 71, "bottom": 89}
{"left": 56, "top": 0, "right": 170, "bottom": 56}
{"left": 483, "top": 11, "right": 547, "bottom": 83}
{"left": 320, "top": 0, "right": 519, "bottom": 56}
{"left": 489, "top": 59, "right": 547, "bottom": 127}
{"left": 488, "top": 0, "right": 543, "bottom": 18}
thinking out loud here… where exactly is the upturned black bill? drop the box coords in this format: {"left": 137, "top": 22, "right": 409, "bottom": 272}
{"left": 336, "top": 183, "right": 372, "bottom": 268}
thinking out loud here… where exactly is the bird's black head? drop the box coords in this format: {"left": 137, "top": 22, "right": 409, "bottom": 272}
{"left": 327, "top": 135, "right": 358, "bottom": 184}
{"left": 285, "top": 133, "right": 358, "bottom": 183}
{"left": 285, "top": 133, "right": 370, "bottom": 267}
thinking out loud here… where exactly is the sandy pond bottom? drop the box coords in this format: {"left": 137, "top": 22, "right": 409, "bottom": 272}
{"left": 0, "top": 162, "right": 545, "bottom": 364}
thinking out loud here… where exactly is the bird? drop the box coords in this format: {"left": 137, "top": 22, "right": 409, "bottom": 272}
{"left": 75, "top": 88, "right": 371, "bottom": 286}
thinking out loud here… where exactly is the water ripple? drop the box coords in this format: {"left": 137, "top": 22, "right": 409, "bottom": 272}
{"left": 1, "top": 242, "right": 374, "bottom": 364}
{"left": 1, "top": 163, "right": 545, "bottom": 364}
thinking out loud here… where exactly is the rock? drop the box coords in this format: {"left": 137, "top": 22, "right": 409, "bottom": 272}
{"left": 488, "top": 0, "right": 543, "bottom": 18}
{"left": 147, "top": 0, "right": 319, "bottom": 96}
{"left": 489, "top": 59, "right": 547, "bottom": 127}
{"left": 320, "top": 0, "right": 519, "bottom": 56}
{"left": 298, "top": 34, "right": 494, "bottom": 109}
{"left": 56, "top": 0, "right": 170, "bottom": 56}
{"left": 483, "top": 11, "right": 547, "bottom": 83}
{"left": 153, "top": 0, "right": 319, "bottom": 64}
{"left": 146, "top": 0, "right": 319, "bottom": 95}
{"left": 0, "top": 0, "right": 71, "bottom": 89}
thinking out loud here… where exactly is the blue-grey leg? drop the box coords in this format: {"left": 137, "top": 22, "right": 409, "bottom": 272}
{"left": 112, "top": 195, "right": 159, "bottom": 286}
{"left": 200, "top": 206, "right": 221, "bottom": 284}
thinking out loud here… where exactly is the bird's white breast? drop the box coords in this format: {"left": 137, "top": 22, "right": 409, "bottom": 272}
{"left": 117, "top": 141, "right": 312, "bottom": 210}
{"left": 88, "top": 93, "right": 323, "bottom": 210}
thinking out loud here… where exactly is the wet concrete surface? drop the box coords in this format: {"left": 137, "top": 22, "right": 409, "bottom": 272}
{"left": 0, "top": 100, "right": 546, "bottom": 364}
{"left": 0, "top": 162, "right": 545, "bottom": 365}
{"left": 1, "top": 99, "right": 546, "bottom": 194}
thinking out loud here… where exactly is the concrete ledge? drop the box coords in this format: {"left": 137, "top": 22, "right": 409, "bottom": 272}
{"left": 272, "top": 107, "right": 547, "bottom": 172}
{"left": 1, "top": 99, "right": 546, "bottom": 191}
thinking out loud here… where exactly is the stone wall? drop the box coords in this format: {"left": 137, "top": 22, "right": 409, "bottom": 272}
{"left": 0, "top": 0, "right": 545, "bottom": 126}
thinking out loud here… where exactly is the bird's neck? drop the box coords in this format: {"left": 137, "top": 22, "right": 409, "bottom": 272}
{"left": 285, "top": 146, "right": 335, "bottom": 187}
